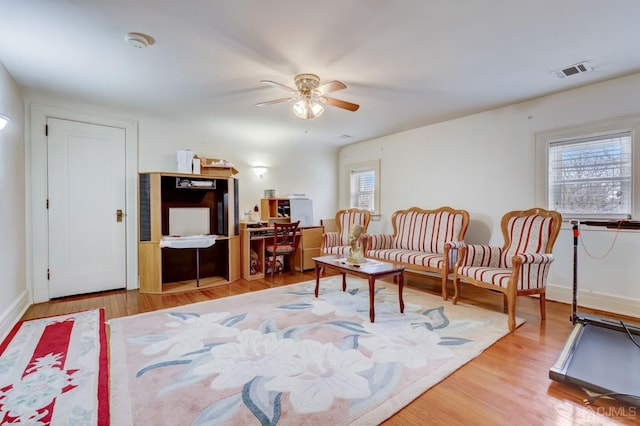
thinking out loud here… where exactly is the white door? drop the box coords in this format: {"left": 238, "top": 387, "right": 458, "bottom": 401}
{"left": 47, "top": 118, "right": 127, "bottom": 298}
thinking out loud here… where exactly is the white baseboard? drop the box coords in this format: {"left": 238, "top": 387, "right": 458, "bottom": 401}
{"left": 546, "top": 284, "right": 640, "bottom": 319}
{"left": 0, "top": 291, "right": 31, "bottom": 343}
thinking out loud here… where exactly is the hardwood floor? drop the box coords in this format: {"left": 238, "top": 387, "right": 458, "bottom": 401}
{"left": 22, "top": 272, "right": 639, "bottom": 425}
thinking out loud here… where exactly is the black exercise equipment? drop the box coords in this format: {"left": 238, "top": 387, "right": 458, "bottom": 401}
{"left": 549, "top": 220, "right": 640, "bottom": 405}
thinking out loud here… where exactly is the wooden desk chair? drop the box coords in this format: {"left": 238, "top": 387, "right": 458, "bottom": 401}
{"left": 265, "top": 221, "right": 301, "bottom": 278}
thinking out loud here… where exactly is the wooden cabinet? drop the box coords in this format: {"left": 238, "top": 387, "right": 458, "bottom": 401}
{"left": 293, "top": 226, "right": 323, "bottom": 271}
{"left": 138, "top": 172, "right": 240, "bottom": 293}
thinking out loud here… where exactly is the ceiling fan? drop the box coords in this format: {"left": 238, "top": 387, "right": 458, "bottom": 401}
{"left": 255, "top": 73, "right": 360, "bottom": 119}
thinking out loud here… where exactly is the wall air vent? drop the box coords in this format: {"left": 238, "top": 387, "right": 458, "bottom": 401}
{"left": 551, "top": 62, "right": 593, "bottom": 78}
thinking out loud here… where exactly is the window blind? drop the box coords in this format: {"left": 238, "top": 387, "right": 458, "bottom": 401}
{"left": 350, "top": 168, "right": 375, "bottom": 212}
{"left": 548, "top": 131, "right": 632, "bottom": 218}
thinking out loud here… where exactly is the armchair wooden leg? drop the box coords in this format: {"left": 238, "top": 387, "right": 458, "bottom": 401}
{"left": 451, "top": 276, "right": 460, "bottom": 305}
{"left": 508, "top": 315, "right": 516, "bottom": 332}
{"left": 441, "top": 274, "right": 448, "bottom": 301}
{"left": 539, "top": 292, "right": 546, "bottom": 320}
{"left": 506, "top": 292, "right": 516, "bottom": 332}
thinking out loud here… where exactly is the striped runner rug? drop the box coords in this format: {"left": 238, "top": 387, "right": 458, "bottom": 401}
{"left": 0, "top": 309, "right": 108, "bottom": 425}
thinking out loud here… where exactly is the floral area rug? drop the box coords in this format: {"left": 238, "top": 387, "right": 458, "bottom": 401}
{"left": 108, "top": 277, "right": 523, "bottom": 425}
{"left": 0, "top": 309, "right": 108, "bottom": 425}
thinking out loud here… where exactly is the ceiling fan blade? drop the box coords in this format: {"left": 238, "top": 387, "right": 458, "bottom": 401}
{"left": 260, "top": 80, "right": 298, "bottom": 92}
{"left": 320, "top": 97, "right": 360, "bottom": 112}
{"left": 314, "top": 80, "right": 347, "bottom": 95}
{"left": 255, "top": 97, "right": 296, "bottom": 107}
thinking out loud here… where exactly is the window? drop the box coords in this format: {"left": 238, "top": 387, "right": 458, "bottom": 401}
{"left": 548, "top": 132, "right": 631, "bottom": 218}
{"left": 536, "top": 115, "right": 640, "bottom": 220}
{"left": 351, "top": 169, "right": 374, "bottom": 210}
{"left": 346, "top": 160, "right": 380, "bottom": 215}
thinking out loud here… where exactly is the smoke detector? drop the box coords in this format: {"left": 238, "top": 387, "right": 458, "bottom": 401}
{"left": 550, "top": 61, "right": 593, "bottom": 79}
{"left": 125, "top": 32, "right": 154, "bottom": 49}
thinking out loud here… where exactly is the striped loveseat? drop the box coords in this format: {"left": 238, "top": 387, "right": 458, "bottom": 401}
{"left": 365, "top": 206, "right": 469, "bottom": 300}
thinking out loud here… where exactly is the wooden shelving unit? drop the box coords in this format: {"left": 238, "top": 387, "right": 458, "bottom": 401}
{"left": 138, "top": 172, "right": 240, "bottom": 293}
{"left": 260, "top": 198, "right": 291, "bottom": 222}
{"left": 259, "top": 197, "right": 314, "bottom": 226}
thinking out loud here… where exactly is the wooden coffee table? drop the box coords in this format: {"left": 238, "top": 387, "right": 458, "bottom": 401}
{"left": 313, "top": 255, "right": 405, "bottom": 322}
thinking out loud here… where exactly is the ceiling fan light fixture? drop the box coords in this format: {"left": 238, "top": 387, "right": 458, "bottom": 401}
{"left": 310, "top": 102, "right": 324, "bottom": 117}
{"left": 258, "top": 73, "right": 357, "bottom": 118}
{"left": 293, "top": 99, "right": 324, "bottom": 119}
{"left": 293, "top": 100, "right": 308, "bottom": 119}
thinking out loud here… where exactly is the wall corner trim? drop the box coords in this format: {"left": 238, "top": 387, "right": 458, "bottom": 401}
{"left": 0, "top": 291, "right": 31, "bottom": 343}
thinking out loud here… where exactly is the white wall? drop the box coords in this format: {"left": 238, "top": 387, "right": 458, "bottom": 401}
{"left": 0, "top": 62, "right": 29, "bottom": 340}
{"left": 22, "top": 93, "right": 338, "bottom": 224}
{"left": 20, "top": 91, "right": 338, "bottom": 302}
{"left": 339, "top": 72, "right": 640, "bottom": 317}
{"left": 136, "top": 114, "right": 338, "bottom": 221}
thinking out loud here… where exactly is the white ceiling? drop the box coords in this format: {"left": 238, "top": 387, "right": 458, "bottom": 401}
{"left": 2, "top": 0, "right": 640, "bottom": 148}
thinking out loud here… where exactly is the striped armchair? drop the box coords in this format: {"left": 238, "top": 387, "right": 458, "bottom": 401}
{"left": 452, "top": 208, "right": 562, "bottom": 332}
{"left": 321, "top": 208, "right": 371, "bottom": 256}
{"left": 365, "top": 206, "right": 469, "bottom": 300}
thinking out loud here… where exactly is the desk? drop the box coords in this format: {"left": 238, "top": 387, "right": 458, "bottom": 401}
{"left": 313, "top": 255, "right": 405, "bottom": 322}
{"left": 240, "top": 226, "right": 273, "bottom": 280}
{"left": 240, "top": 224, "right": 324, "bottom": 280}
{"left": 159, "top": 235, "right": 217, "bottom": 287}
{"left": 293, "top": 226, "right": 323, "bottom": 271}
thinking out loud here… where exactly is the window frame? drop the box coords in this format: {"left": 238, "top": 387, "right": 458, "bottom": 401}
{"left": 536, "top": 114, "right": 640, "bottom": 221}
{"left": 345, "top": 160, "right": 380, "bottom": 216}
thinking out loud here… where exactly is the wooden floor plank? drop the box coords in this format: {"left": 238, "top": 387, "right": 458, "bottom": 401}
{"left": 19, "top": 272, "right": 640, "bottom": 425}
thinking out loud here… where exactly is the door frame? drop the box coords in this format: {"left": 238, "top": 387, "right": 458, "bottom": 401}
{"left": 29, "top": 104, "right": 139, "bottom": 303}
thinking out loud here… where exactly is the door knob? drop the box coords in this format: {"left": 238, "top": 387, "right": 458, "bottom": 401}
{"left": 116, "top": 209, "right": 124, "bottom": 222}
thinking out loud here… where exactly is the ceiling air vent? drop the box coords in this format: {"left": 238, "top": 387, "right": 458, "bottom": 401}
{"left": 551, "top": 62, "right": 593, "bottom": 78}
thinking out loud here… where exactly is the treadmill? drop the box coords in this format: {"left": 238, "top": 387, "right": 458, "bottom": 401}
{"left": 549, "top": 220, "right": 640, "bottom": 405}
